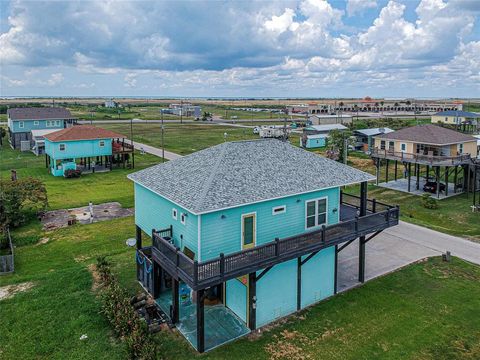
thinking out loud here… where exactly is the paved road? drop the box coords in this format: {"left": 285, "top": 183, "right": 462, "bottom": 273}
{"left": 132, "top": 141, "right": 182, "bottom": 161}
{"left": 337, "top": 220, "right": 480, "bottom": 292}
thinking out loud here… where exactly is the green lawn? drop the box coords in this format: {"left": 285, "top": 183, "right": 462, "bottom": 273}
{"left": 102, "top": 123, "right": 266, "bottom": 155}
{"left": 1, "top": 219, "right": 480, "bottom": 359}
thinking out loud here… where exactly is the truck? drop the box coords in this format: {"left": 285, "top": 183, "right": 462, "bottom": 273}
{"left": 258, "top": 125, "right": 290, "bottom": 139}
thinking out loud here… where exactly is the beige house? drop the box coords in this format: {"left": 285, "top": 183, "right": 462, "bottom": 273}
{"left": 371, "top": 124, "right": 478, "bottom": 198}
{"left": 431, "top": 110, "right": 480, "bottom": 126}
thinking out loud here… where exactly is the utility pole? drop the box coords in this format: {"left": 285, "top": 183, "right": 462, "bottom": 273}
{"left": 180, "top": 99, "right": 183, "bottom": 124}
{"left": 343, "top": 137, "right": 348, "bottom": 165}
{"left": 161, "top": 110, "right": 165, "bottom": 162}
{"left": 283, "top": 108, "right": 288, "bottom": 142}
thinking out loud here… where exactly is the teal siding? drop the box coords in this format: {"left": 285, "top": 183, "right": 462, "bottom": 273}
{"left": 134, "top": 184, "right": 199, "bottom": 258}
{"left": 45, "top": 138, "right": 113, "bottom": 160}
{"left": 200, "top": 187, "right": 340, "bottom": 261}
{"left": 225, "top": 280, "right": 247, "bottom": 322}
{"left": 306, "top": 137, "right": 326, "bottom": 148}
{"left": 9, "top": 119, "right": 64, "bottom": 133}
{"left": 301, "top": 247, "right": 335, "bottom": 308}
{"left": 256, "top": 260, "right": 297, "bottom": 327}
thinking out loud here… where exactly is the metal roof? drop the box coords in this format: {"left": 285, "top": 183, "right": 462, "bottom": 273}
{"left": 306, "top": 124, "right": 348, "bottom": 132}
{"left": 31, "top": 129, "right": 62, "bottom": 138}
{"left": 433, "top": 110, "right": 480, "bottom": 118}
{"left": 7, "top": 107, "right": 74, "bottom": 120}
{"left": 128, "top": 139, "right": 374, "bottom": 214}
{"left": 354, "top": 127, "right": 394, "bottom": 136}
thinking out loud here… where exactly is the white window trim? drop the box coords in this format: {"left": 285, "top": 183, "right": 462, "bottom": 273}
{"left": 18, "top": 121, "right": 24, "bottom": 129}
{"left": 400, "top": 143, "right": 406, "bottom": 152}
{"left": 59, "top": 143, "right": 66, "bottom": 151}
{"left": 99, "top": 140, "right": 105, "bottom": 147}
{"left": 272, "top": 205, "right": 286, "bottom": 215}
{"left": 180, "top": 213, "right": 186, "bottom": 225}
{"left": 34, "top": 121, "right": 39, "bottom": 126}
{"left": 172, "top": 208, "right": 178, "bottom": 220}
{"left": 305, "top": 197, "right": 328, "bottom": 230}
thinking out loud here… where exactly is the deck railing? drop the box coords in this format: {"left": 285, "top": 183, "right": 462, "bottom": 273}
{"left": 149, "top": 194, "right": 399, "bottom": 290}
{"left": 371, "top": 148, "right": 471, "bottom": 165}
{"left": 112, "top": 139, "right": 134, "bottom": 153}
{"left": 136, "top": 246, "right": 154, "bottom": 294}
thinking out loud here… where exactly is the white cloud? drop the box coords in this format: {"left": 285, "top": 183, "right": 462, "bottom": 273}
{"left": 46, "top": 73, "right": 64, "bottom": 86}
{"left": 346, "top": 0, "right": 377, "bottom": 17}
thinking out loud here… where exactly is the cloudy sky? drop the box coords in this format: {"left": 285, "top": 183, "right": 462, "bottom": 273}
{"left": 1, "top": 0, "right": 479, "bottom": 98}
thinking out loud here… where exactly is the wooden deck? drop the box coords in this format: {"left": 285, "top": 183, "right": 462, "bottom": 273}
{"left": 371, "top": 148, "right": 471, "bottom": 166}
{"left": 146, "top": 194, "right": 399, "bottom": 290}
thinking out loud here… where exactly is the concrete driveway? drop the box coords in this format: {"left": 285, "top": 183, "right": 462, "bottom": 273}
{"left": 337, "top": 220, "right": 480, "bottom": 292}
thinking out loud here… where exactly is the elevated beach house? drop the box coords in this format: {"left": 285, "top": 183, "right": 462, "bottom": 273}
{"left": 44, "top": 125, "right": 134, "bottom": 176}
{"left": 7, "top": 107, "right": 77, "bottom": 150}
{"left": 371, "top": 124, "right": 478, "bottom": 198}
{"left": 129, "top": 139, "right": 399, "bottom": 352}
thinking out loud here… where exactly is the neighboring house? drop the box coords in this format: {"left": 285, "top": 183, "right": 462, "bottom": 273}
{"left": 309, "top": 114, "right": 352, "bottom": 125}
{"left": 353, "top": 127, "right": 394, "bottom": 152}
{"left": 305, "top": 124, "right": 348, "bottom": 135}
{"left": 104, "top": 99, "right": 117, "bottom": 108}
{"left": 300, "top": 133, "right": 327, "bottom": 149}
{"left": 7, "top": 107, "right": 77, "bottom": 150}
{"left": 371, "top": 124, "right": 478, "bottom": 197}
{"left": 474, "top": 135, "right": 480, "bottom": 158}
{"left": 44, "top": 125, "right": 134, "bottom": 177}
{"left": 431, "top": 110, "right": 480, "bottom": 125}
{"left": 129, "top": 139, "right": 399, "bottom": 352}
{"left": 31, "top": 129, "right": 61, "bottom": 156}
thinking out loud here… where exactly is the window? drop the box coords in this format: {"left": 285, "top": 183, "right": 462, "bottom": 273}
{"left": 306, "top": 198, "right": 327, "bottom": 229}
{"left": 99, "top": 141, "right": 105, "bottom": 147}
{"left": 380, "top": 140, "right": 386, "bottom": 150}
{"left": 272, "top": 205, "right": 286, "bottom": 215}
{"left": 34, "top": 121, "right": 39, "bottom": 126}
{"left": 180, "top": 213, "right": 186, "bottom": 225}
{"left": 172, "top": 208, "right": 177, "bottom": 220}
{"left": 59, "top": 144, "right": 66, "bottom": 151}
{"left": 388, "top": 141, "right": 395, "bottom": 150}
{"left": 18, "top": 121, "right": 24, "bottom": 129}
{"left": 401, "top": 143, "right": 406, "bottom": 152}
{"left": 46, "top": 120, "right": 53, "bottom": 127}
{"left": 458, "top": 143, "right": 464, "bottom": 154}
{"left": 55, "top": 120, "right": 61, "bottom": 126}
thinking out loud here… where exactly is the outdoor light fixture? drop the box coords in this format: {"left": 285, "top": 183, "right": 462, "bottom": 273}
{"left": 221, "top": 214, "right": 226, "bottom": 219}
{"left": 296, "top": 199, "right": 301, "bottom": 203}
{"left": 332, "top": 208, "right": 338, "bottom": 213}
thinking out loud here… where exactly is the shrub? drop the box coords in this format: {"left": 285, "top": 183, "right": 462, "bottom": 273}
{"left": 96, "top": 257, "right": 161, "bottom": 359}
{"left": 0, "top": 177, "right": 48, "bottom": 230}
{"left": 64, "top": 169, "right": 81, "bottom": 178}
{"left": 421, "top": 193, "right": 438, "bottom": 209}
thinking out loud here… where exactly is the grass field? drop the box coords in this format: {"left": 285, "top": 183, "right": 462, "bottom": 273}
{"left": 1, "top": 220, "right": 480, "bottom": 360}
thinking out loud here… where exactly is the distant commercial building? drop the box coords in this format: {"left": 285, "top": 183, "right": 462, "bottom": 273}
{"left": 305, "top": 124, "right": 348, "bottom": 135}
{"left": 431, "top": 110, "right": 480, "bottom": 125}
{"left": 7, "top": 107, "right": 77, "bottom": 150}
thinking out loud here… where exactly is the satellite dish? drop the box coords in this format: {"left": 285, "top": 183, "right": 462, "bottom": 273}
{"left": 126, "top": 238, "right": 136, "bottom": 247}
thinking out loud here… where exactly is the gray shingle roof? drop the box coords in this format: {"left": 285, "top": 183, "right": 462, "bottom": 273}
{"left": 128, "top": 139, "right": 374, "bottom": 214}
{"left": 375, "top": 124, "right": 476, "bottom": 145}
{"left": 7, "top": 107, "right": 74, "bottom": 120}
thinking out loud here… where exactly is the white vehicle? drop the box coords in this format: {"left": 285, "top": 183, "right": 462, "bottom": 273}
{"left": 253, "top": 126, "right": 261, "bottom": 134}
{"left": 259, "top": 125, "right": 290, "bottom": 139}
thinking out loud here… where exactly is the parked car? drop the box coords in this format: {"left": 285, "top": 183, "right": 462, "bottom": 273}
{"left": 423, "top": 181, "right": 446, "bottom": 194}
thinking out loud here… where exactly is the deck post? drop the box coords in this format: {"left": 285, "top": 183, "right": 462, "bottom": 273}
{"left": 385, "top": 159, "right": 389, "bottom": 183}
{"left": 248, "top": 272, "right": 256, "bottom": 330}
{"left": 375, "top": 159, "right": 380, "bottom": 185}
{"left": 171, "top": 279, "right": 179, "bottom": 324}
{"left": 473, "top": 165, "right": 477, "bottom": 206}
{"left": 436, "top": 166, "right": 440, "bottom": 198}
{"left": 135, "top": 225, "right": 142, "bottom": 249}
{"left": 416, "top": 164, "right": 420, "bottom": 190}
{"left": 334, "top": 245, "right": 338, "bottom": 294}
{"left": 445, "top": 167, "right": 449, "bottom": 197}
{"left": 297, "top": 257, "right": 302, "bottom": 311}
{"left": 454, "top": 166, "right": 458, "bottom": 193}
{"left": 407, "top": 162, "right": 411, "bottom": 192}
{"left": 152, "top": 261, "right": 161, "bottom": 298}
{"left": 394, "top": 160, "right": 398, "bottom": 181}
{"left": 196, "top": 289, "right": 205, "bottom": 353}
{"left": 359, "top": 181, "right": 367, "bottom": 283}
